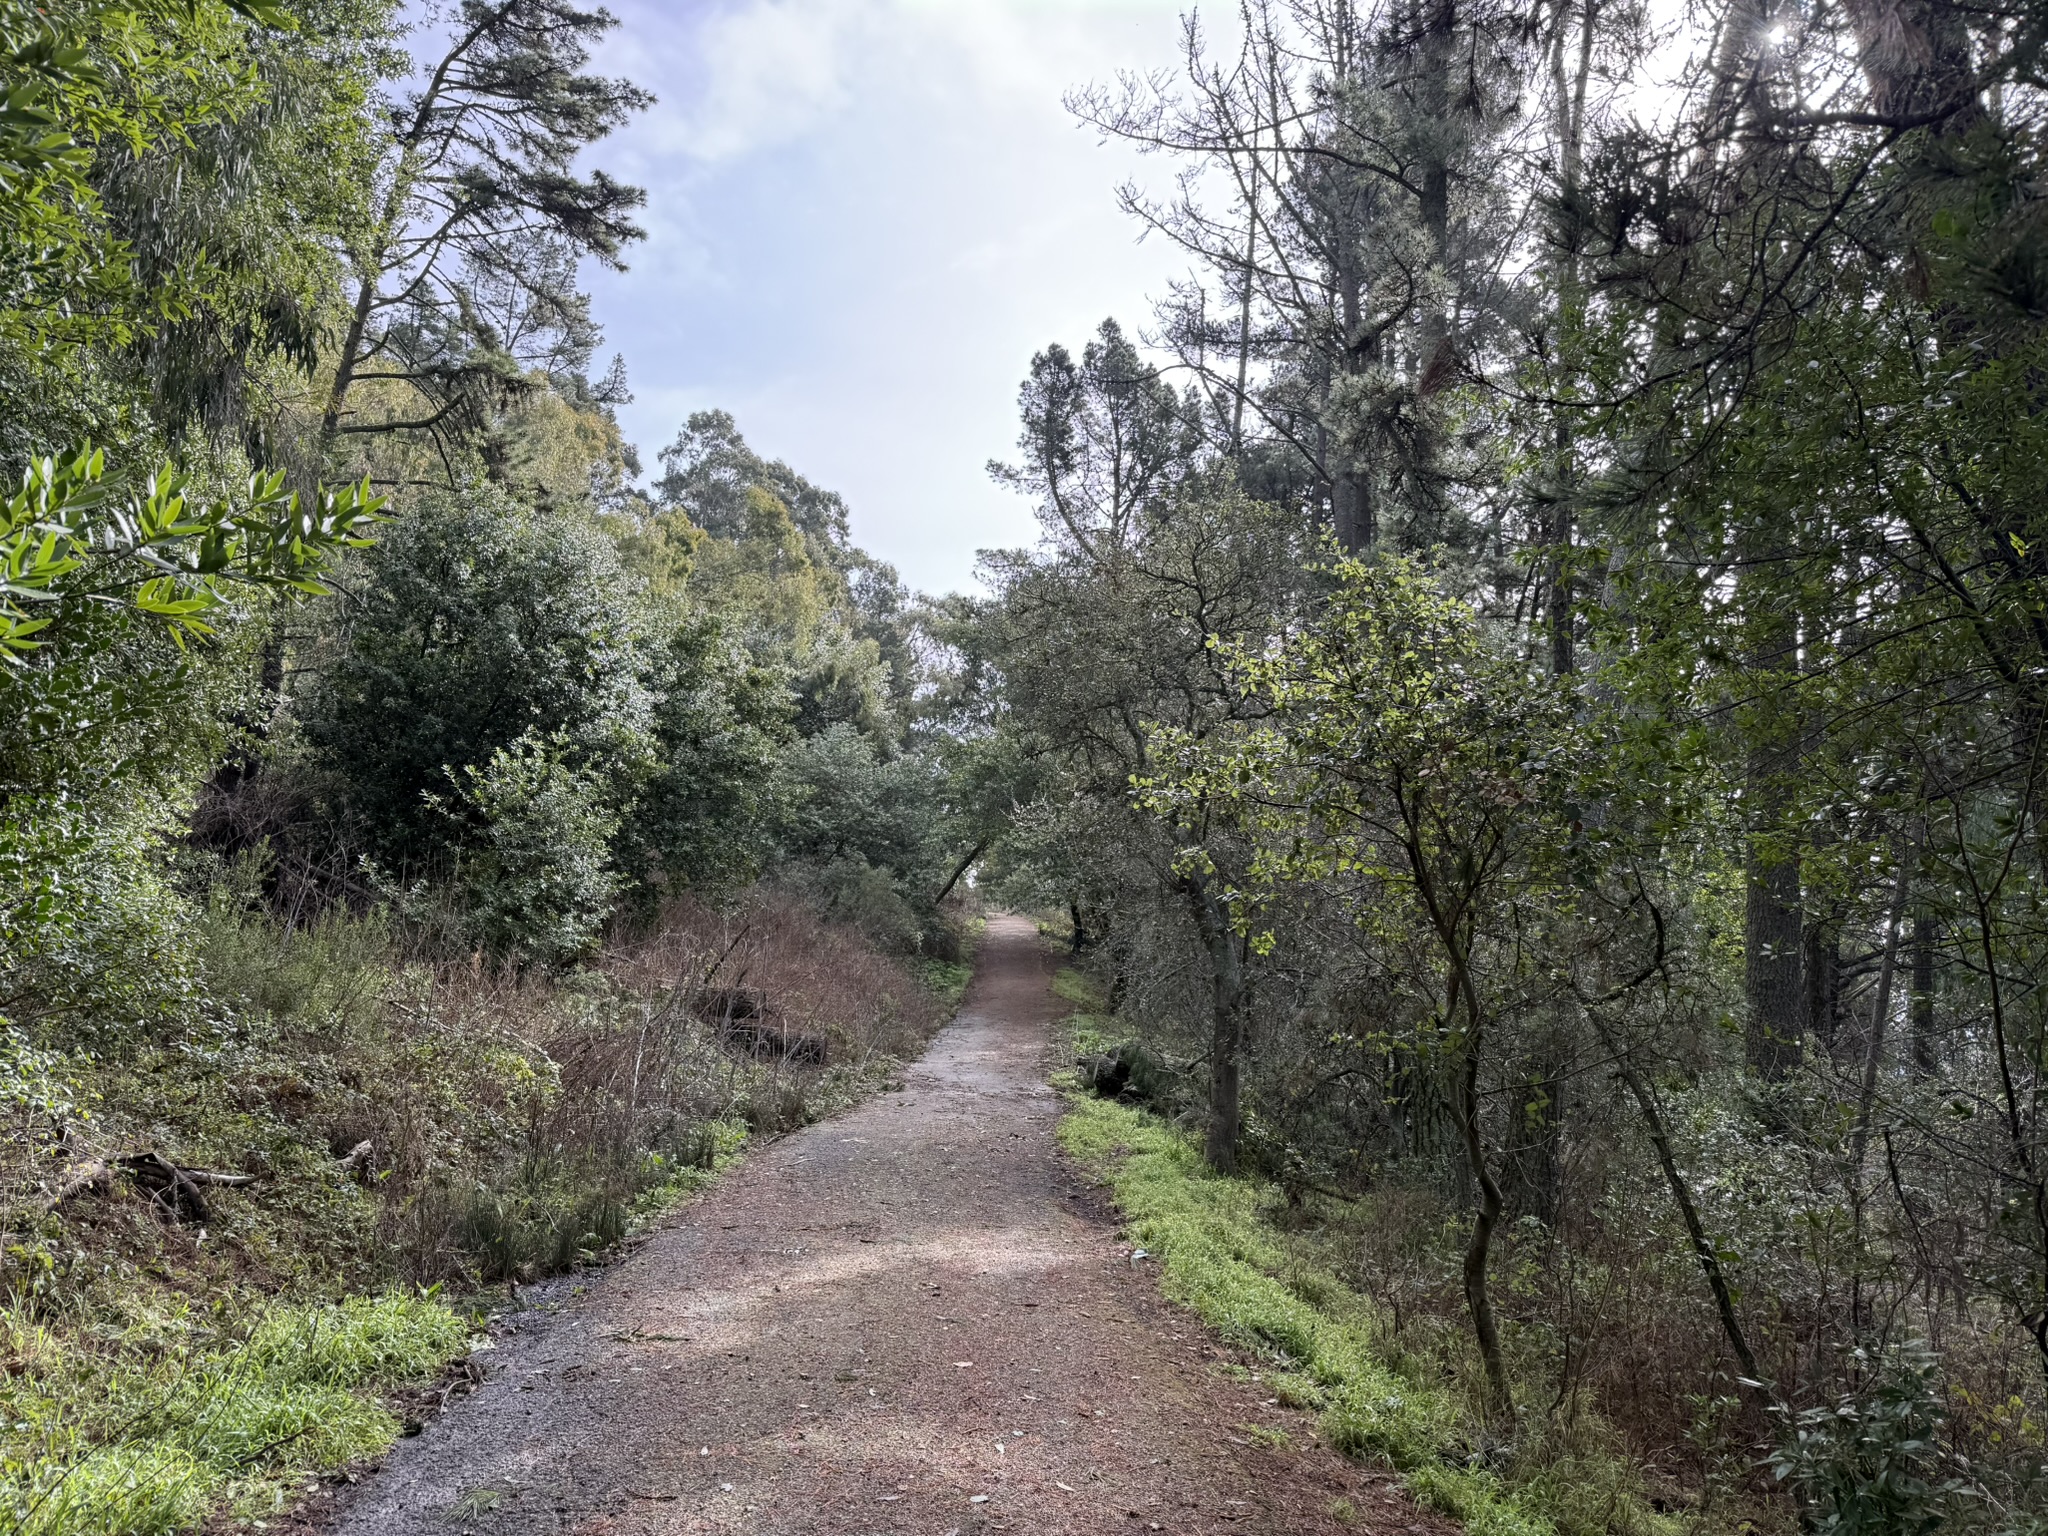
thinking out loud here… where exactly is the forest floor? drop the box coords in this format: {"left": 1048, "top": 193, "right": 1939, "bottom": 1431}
{"left": 310, "top": 914, "right": 1440, "bottom": 1536}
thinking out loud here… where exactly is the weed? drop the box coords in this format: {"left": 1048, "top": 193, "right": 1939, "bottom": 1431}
{"left": 0, "top": 1293, "right": 471, "bottom": 1536}
{"left": 451, "top": 1485, "right": 505, "bottom": 1516}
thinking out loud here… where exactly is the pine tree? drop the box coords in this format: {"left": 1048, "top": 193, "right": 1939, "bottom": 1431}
{"left": 318, "top": 0, "right": 649, "bottom": 465}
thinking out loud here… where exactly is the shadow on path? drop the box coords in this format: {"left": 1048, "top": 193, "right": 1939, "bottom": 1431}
{"left": 326, "top": 915, "right": 1426, "bottom": 1535}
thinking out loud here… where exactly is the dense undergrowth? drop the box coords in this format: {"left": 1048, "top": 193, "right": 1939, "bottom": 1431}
{"left": 1, "top": 887, "right": 970, "bottom": 1534}
{"left": 1056, "top": 971, "right": 2047, "bottom": 1536}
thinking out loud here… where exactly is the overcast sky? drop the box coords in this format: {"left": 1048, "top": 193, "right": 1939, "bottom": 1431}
{"left": 578, "top": 0, "right": 1196, "bottom": 596}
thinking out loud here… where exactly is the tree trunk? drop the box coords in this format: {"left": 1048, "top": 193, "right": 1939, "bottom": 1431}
{"left": 320, "top": 273, "right": 380, "bottom": 445}
{"left": 1547, "top": 491, "right": 1575, "bottom": 676}
{"left": 1610, "top": 1052, "right": 1774, "bottom": 1400}
{"left": 1451, "top": 1006, "right": 1513, "bottom": 1417}
{"left": 1909, "top": 913, "right": 1937, "bottom": 1073}
{"left": 1803, "top": 913, "right": 1842, "bottom": 1050}
{"left": 1543, "top": 0, "right": 1593, "bottom": 683}
{"left": 1850, "top": 868, "right": 1910, "bottom": 1172}
{"left": 1746, "top": 842, "right": 1804, "bottom": 1078}
{"left": 1743, "top": 595, "right": 1804, "bottom": 1079}
{"left": 1186, "top": 870, "right": 1246, "bottom": 1175}
{"left": 1332, "top": 471, "right": 1374, "bottom": 553}
{"left": 1842, "top": 0, "right": 1981, "bottom": 130}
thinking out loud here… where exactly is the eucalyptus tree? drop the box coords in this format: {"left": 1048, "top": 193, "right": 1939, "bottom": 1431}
{"left": 0, "top": 0, "right": 354, "bottom": 460}
{"left": 656, "top": 410, "right": 852, "bottom": 559}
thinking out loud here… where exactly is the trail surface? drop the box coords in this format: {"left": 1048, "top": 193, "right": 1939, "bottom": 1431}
{"left": 329, "top": 915, "right": 1428, "bottom": 1535}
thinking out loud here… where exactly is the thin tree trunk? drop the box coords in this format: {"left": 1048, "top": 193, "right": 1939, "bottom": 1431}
{"left": 1803, "top": 911, "right": 1842, "bottom": 1049}
{"left": 1743, "top": 588, "right": 1803, "bottom": 1078}
{"left": 1186, "top": 870, "right": 1246, "bottom": 1175}
{"left": 1452, "top": 1017, "right": 1513, "bottom": 1415}
{"left": 1612, "top": 1054, "right": 1774, "bottom": 1399}
{"left": 1909, "top": 912, "right": 1937, "bottom": 1073}
{"left": 321, "top": 273, "right": 381, "bottom": 444}
{"left": 1545, "top": 0, "right": 1594, "bottom": 680}
{"left": 1851, "top": 868, "right": 1910, "bottom": 1172}
{"left": 933, "top": 838, "right": 988, "bottom": 907}
{"left": 1229, "top": 123, "right": 1258, "bottom": 459}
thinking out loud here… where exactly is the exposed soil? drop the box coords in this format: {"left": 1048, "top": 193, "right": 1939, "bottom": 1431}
{"left": 321, "top": 915, "right": 1444, "bottom": 1536}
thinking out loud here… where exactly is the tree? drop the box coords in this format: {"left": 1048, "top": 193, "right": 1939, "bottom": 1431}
{"left": 318, "top": 0, "right": 649, "bottom": 464}
{"left": 1146, "top": 552, "right": 1578, "bottom": 1413}
{"left": 1070, "top": 0, "right": 1529, "bottom": 550}
{"left": 618, "top": 611, "right": 790, "bottom": 898}
{"left": 987, "top": 319, "right": 1199, "bottom": 560}
{"left": 655, "top": 410, "right": 851, "bottom": 559}
{"left": 299, "top": 482, "right": 651, "bottom": 869}
{"left": 0, "top": 0, "right": 354, "bottom": 461}
{"left": 983, "top": 330, "right": 1302, "bottom": 1168}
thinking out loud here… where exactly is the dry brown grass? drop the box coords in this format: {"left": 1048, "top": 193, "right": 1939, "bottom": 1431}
{"left": 604, "top": 885, "right": 945, "bottom": 1064}
{"left": 3, "top": 882, "right": 963, "bottom": 1299}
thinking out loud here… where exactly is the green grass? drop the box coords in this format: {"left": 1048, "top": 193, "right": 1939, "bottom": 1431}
{"left": 913, "top": 958, "right": 974, "bottom": 1010}
{"left": 1, "top": 1293, "right": 472, "bottom": 1535}
{"left": 1052, "top": 966, "right": 1106, "bottom": 1011}
{"left": 1059, "top": 1098, "right": 1677, "bottom": 1536}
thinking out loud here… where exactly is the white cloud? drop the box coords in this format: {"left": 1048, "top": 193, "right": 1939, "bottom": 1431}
{"left": 584, "top": 0, "right": 1196, "bottom": 593}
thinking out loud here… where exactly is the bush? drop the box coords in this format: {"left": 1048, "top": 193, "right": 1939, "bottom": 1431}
{"left": 300, "top": 483, "right": 654, "bottom": 870}
{"left": 453, "top": 732, "right": 623, "bottom": 964}
{"left": 1768, "top": 1345, "right": 1968, "bottom": 1536}
{"left": 771, "top": 723, "right": 944, "bottom": 950}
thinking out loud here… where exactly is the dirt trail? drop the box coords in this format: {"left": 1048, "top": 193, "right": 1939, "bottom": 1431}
{"left": 328, "top": 915, "right": 1427, "bottom": 1535}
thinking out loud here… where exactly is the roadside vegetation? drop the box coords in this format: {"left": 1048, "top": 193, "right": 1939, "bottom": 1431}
{"left": 963, "top": 0, "right": 2048, "bottom": 1527}
{"left": 4, "top": 891, "right": 959, "bottom": 1536}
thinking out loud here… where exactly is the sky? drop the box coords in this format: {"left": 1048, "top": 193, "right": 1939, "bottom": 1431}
{"left": 579, "top": 0, "right": 1198, "bottom": 596}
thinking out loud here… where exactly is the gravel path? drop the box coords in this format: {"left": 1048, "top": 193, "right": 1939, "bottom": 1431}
{"left": 325, "top": 915, "right": 1434, "bottom": 1536}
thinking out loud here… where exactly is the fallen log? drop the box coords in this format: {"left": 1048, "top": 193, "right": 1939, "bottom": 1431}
{"left": 35, "top": 1158, "right": 111, "bottom": 1215}
{"left": 118, "top": 1152, "right": 220, "bottom": 1223}
{"left": 17, "top": 1150, "right": 255, "bottom": 1227}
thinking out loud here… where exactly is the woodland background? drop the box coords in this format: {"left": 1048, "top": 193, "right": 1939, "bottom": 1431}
{"left": 3, "top": 0, "right": 2048, "bottom": 1533}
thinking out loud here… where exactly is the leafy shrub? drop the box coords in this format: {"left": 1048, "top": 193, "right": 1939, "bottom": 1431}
{"left": 771, "top": 723, "right": 944, "bottom": 950}
{"left": 1768, "top": 1344, "right": 1967, "bottom": 1536}
{"left": 0, "top": 801, "right": 205, "bottom": 1050}
{"left": 454, "top": 732, "right": 624, "bottom": 964}
{"left": 301, "top": 483, "right": 654, "bottom": 870}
